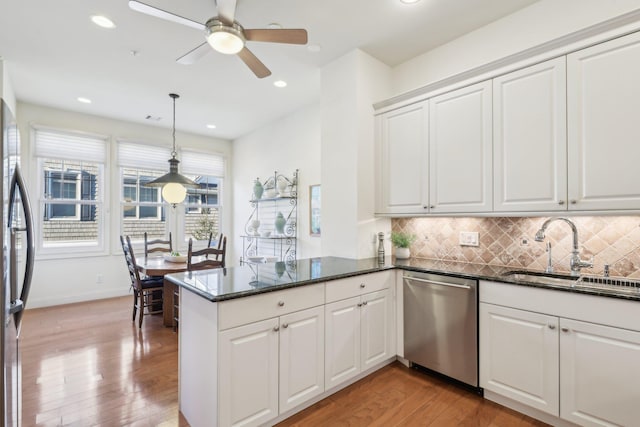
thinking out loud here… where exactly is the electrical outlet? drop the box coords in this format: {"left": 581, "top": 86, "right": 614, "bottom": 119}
{"left": 459, "top": 231, "right": 479, "bottom": 247}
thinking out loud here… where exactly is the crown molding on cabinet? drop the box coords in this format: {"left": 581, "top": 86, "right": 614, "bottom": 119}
{"left": 374, "top": 8, "right": 640, "bottom": 114}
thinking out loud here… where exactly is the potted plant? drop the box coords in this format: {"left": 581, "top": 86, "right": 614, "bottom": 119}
{"left": 391, "top": 231, "right": 416, "bottom": 259}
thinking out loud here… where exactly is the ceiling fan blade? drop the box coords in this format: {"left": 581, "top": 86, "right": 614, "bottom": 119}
{"left": 177, "top": 42, "right": 211, "bottom": 65}
{"left": 129, "top": 0, "right": 206, "bottom": 31}
{"left": 215, "top": 0, "right": 237, "bottom": 25}
{"left": 237, "top": 47, "right": 271, "bottom": 79}
{"left": 244, "top": 29, "right": 308, "bottom": 45}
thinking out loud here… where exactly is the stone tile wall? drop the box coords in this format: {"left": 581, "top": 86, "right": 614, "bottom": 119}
{"left": 392, "top": 216, "right": 640, "bottom": 279}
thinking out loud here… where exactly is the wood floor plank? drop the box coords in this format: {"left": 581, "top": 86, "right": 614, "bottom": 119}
{"left": 22, "top": 296, "right": 550, "bottom": 427}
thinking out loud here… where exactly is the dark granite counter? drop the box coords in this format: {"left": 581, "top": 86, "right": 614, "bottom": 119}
{"left": 165, "top": 256, "right": 640, "bottom": 303}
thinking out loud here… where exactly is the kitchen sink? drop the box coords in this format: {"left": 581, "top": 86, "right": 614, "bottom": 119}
{"left": 503, "top": 270, "right": 640, "bottom": 295}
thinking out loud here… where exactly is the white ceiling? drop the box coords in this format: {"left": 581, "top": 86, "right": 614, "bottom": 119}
{"left": 0, "top": 0, "right": 538, "bottom": 140}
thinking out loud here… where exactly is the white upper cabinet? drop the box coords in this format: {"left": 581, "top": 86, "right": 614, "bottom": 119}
{"left": 567, "top": 32, "right": 640, "bottom": 210}
{"left": 429, "top": 81, "right": 493, "bottom": 213}
{"left": 376, "top": 102, "right": 429, "bottom": 215}
{"left": 493, "top": 58, "right": 567, "bottom": 212}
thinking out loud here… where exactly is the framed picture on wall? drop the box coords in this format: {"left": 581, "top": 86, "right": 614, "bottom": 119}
{"left": 310, "top": 184, "right": 321, "bottom": 237}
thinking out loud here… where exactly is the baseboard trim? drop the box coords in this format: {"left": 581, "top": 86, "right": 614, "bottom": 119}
{"left": 484, "top": 390, "right": 580, "bottom": 427}
{"left": 27, "top": 289, "right": 130, "bottom": 309}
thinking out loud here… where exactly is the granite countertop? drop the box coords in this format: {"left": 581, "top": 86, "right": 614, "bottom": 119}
{"left": 165, "top": 256, "right": 640, "bottom": 303}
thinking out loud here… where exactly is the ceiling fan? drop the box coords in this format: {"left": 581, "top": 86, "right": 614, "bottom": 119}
{"left": 129, "top": 0, "right": 308, "bottom": 78}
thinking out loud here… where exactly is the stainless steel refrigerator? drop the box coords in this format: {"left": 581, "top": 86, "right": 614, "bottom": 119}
{"left": 1, "top": 99, "right": 35, "bottom": 427}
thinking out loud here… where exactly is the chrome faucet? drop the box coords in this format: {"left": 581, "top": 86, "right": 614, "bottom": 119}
{"left": 534, "top": 217, "right": 593, "bottom": 276}
{"left": 545, "top": 242, "right": 554, "bottom": 273}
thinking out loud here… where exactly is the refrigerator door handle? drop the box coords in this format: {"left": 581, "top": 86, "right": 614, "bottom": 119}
{"left": 8, "top": 164, "right": 35, "bottom": 331}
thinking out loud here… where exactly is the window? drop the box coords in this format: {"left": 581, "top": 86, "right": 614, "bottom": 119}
{"left": 35, "top": 128, "right": 106, "bottom": 251}
{"left": 180, "top": 150, "right": 225, "bottom": 244}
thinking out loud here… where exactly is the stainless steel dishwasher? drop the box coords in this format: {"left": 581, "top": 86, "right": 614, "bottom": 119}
{"left": 403, "top": 271, "right": 478, "bottom": 387}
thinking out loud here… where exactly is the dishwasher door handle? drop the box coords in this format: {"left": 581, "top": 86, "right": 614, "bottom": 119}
{"left": 403, "top": 276, "right": 472, "bottom": 290}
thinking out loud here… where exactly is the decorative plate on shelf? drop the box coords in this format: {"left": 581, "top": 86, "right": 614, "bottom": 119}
{"left": 247, "top": 256, "right": 265, "bottom": 263}
{"left": 164, "top": 254, "right": 187, "bottom": 263}
{"left": 264, "top": 256, "right": 278, "bottom": 262}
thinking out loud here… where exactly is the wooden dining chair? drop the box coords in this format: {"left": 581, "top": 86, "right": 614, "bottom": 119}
{"left": 207, "top": 232, "right": 225, "bottom": 261}
{"left": 187, "top": 236, "right": 227, "bottom": 271}
{"left": 120, "top": 235, "right": 164, "bottom": 328}
{"left": 144, "top": 232, "right": 172, "bottom": 257}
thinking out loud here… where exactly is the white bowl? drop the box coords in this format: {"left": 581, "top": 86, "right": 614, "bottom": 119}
{"left": 264, "top": 256, "right": 278, "bottom": 262}
{"left": 247, "top": 256, "right": 265, "bottom": 263}
{"left": 264, "top": 189, "right": 277, "bottom": 198}
{"left": 164, "top": 254, "right": 187, "bottom": 263}
{"left": 261, "top": 231, "right": 272, "bottom": 238}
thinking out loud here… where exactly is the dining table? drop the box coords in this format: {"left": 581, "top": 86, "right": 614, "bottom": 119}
{"left": 136, "top": 255, "right": 206, "bottom": 327}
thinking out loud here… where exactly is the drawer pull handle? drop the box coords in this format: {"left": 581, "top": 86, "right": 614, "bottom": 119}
{"left": 548, "top": 325, "right": 556, "bottom": 330}
{"left": 278, "top": 301, "right": 285, "bottom": 307}
{"left": 282, "top": 323, "right": 289, "bottom": 329}
{"left": 360, "top": 283, "right": 365, "bottom": 288}
{"left": 561, "top": 327, "right": 569, "bottom": 333}
{"left": 273, "top": 326, "right": 280, "bottom": 332}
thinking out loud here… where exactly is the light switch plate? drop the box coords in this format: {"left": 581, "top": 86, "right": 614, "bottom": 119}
{"left": 459, "top": 231, "right": 479, "bottom": 247}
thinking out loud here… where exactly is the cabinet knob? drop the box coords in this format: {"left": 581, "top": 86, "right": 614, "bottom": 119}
{"left": 273, "top": 326, "right": 280, "bottom": 332}
{"left": 429, "top": 205, "right": 435, "bottom": 209}
{"left": 278, "top": 301, "right": 285, "bottom": 307}
{"left": 282, "top": 323, "right": 289, "bottom": 329}
{"left": 558, "top": 200, "right": 565, "bottom": 205}
{"left": 561, "top": 327, "right": 569, "bottom": 333}
{"left": 362, "top": 301, "right": 368, "bottom": 306}
{"left": 360, "top": 283, "right": 366, "bottom": 288}
{"left": 548, "top": 324, "right": 556, "bottom": 330}
{"left": 357, "top": 303, "right": 363, "bottom": 307}
{"left": 570, "top": 200, "right": 577, "bottom": 205}
{"left": 423, "top": 205, "right": 428, "bottom": 209}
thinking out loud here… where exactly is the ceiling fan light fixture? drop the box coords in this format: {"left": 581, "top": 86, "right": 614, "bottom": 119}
{"left": 206, "top": 19, "right": 245, "bottom": 54}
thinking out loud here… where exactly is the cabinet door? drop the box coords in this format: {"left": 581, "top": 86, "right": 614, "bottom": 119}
{"left": 325, "top": 296, "right": 361, "bottom": 390}
{"left": 567, "top": 32, "right": 640, "bottom": 210}
{"left": 480, "top": 303, "right": 559, "bottom": 416}
{"left": 279, "top": 306, "right": 325, "bottom": 413}
{"left": 377, "top": 102, "right": 429, "bottom": 214}
{"left": 360, "top": 288, "right": 392, "bottom": 371}
{"left": 560, "top": 318, "right": 640, "bottom": 426}
{"left": 493, "top": 58, "right": 567, "bottom": 212}
{"left": 429, "top": 81, "right": 492, "bottom": 213}
{"left": 219, "top": 318, "right": 279, "bottom": 427}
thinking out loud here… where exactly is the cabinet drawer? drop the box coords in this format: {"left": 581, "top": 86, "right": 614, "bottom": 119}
{"left": 326, "top": 271, "right": 392, "bottom": 303}
{"left": 218, "top": 284, "right": 325, "bottom": 330}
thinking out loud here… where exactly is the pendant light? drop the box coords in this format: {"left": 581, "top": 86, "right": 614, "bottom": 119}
{"left": 145, "top": 93, "right": 198, "bottom": 206}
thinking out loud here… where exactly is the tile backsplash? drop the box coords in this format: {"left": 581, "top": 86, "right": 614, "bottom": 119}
{"left": 392, "top": 216, "right": 640, "bottom": 279}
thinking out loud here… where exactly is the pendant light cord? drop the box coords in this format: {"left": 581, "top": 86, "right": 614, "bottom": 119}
{"left": 170, "top": 93, "right": 179, "bottom": 158}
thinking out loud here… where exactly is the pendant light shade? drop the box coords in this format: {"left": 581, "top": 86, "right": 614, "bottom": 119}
{"left": 145, "top": 93, "right": 197, "bottom": 205}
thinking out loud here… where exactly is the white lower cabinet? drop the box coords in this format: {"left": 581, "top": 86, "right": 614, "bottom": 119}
{"left": 559, "top": 318, "right": 640, "bottom": 427}
{"left": 325, "top": 287, "right": 393, "bottom": 390}
{"left": 480, "top": 280, "right": 640, "bottom": 427}
{"left": 218, "top": 306, "right": 325, "bottom": 427}
{"left": 480, "top": 303, "right": 559, "bottom": 415}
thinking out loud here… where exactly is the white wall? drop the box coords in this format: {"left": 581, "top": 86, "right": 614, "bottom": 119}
{"left": 391, "top": 0, "right": 640, "bottom": 95}
{"left": 17, "top": 102, "right": 231, "bottom": 308}
{"left": 231, "top": 104, "right": 322, "bottom": 264}
{"left": 321, "top": 50, "right": 392, "bottom": 259}
{"left": 0, "top": 60, "right": 17, "bottom": 114}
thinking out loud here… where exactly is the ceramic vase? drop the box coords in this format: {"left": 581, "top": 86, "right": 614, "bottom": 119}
{"left": 253, "top": 179, "right": 264, "bottom": 200}
{"left": 395, "top": 247, "right": 410, "bottom": 259}
{"left": 250, "top": 219, "right": 260, "bottom": 235}
{"left": 277, "top": 178, "right": 288, "bottom": 196}
{"left": 275, "top": 261, "right": 286, "bottom": 278}
{"left": 275, "top": 212, "right": 286, "bottom": 235}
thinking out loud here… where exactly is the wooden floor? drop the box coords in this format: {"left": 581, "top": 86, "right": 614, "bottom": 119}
{"left": 21, "top": 296, "right": 548, "bottom": 426}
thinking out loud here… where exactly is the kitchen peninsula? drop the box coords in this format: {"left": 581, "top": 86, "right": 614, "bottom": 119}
{"left": 167, "top": 257, "right": 640, "bottom": 427}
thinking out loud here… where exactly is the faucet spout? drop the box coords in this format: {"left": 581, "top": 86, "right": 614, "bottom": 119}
{"left": 534, "top": 217, "right": 593, "bottom": 275}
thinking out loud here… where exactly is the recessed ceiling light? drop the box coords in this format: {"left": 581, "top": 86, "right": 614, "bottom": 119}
{"left": 77, "top": 97, "right": 92, "bottom": 104}
{"left": 307, "top": 44, "right": 321, "bottom": 53}
{"left": 90, "top": 15, "right": 116, "bottom": 29}
{"left": 400, "top": 0, "right": 421, "bottom": 3}
{"left": 267, "top": 23, "right": 282, "bottom": 30}
{"left": 206, "top": 124, "right": 217, "bottom": 129}
{"left": 273, "top": 80, "right": 287, "bottom": 88}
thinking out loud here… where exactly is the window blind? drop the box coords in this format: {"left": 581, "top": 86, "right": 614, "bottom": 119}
{"left": 34, "top": 128, "right": 106, "bottom": 162}
{"left": 180, "top": 149, "right": 225, "bottom": 177}
{"left": 118, "top": 141, "right": 171, "bottom": 170}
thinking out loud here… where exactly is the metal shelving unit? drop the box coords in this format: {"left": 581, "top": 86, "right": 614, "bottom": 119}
{"left": 241, "top": 170, "right": 298, "bottom": 264}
